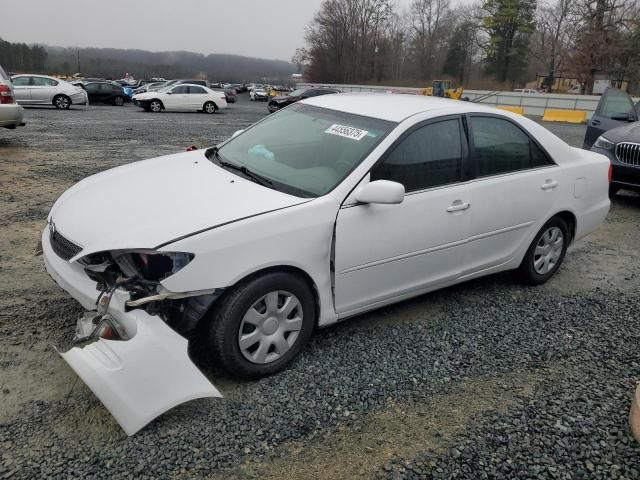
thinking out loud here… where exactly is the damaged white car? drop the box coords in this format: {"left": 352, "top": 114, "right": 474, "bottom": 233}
{"left": 43, "top": 94, "right": 611, "bottom": 435}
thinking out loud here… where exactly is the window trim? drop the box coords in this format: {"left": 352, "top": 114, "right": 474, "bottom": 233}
{"left": 368, "top": 114, "right": 470, "bottom": 196}
{"left": 465, "top": 113, "right": 557, "bottom": 180}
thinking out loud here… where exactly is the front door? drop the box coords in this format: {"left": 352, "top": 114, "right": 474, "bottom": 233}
{"left": 584, "top": 88, "right": 638, "bottom": 149}
{"left": 334, "top": 116, "right": 472, "bottom": 315}
{"left": 164, "top": 85, "right": 189, "bottom": 110}
{"left": 464, "top": 114, "right": 562, "bottom": 274}
{"left": 11, "top": 76, "right": 32, "bottom": 104}
{"left": 187, "top": 85, "right": 208, "bottom": 109}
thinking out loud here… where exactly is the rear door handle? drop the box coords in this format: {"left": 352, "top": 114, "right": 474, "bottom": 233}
{"left": 541, "top": 180, "right": 559, "bottom": 190}
{"left": 446, "top": 201, "right": 471, "bottom": 213}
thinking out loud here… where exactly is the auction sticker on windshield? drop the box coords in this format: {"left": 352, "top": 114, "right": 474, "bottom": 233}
{"left": 325, "top": 124, "right": 369, "bottom": 141}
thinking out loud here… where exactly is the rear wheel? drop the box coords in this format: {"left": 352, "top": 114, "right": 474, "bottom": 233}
{"left": 205, "top": 272, "right": 316, "bottom": 379}
{"left": 53, "top": 95, "right": 71, "bottom": 110}
{"left": 113, "top": 96, "right": 125, "bottom": 106}
{"left": 149, "top": 99, "right": 163, "bottom": 112}
{"left": 203, "top": 101, "right": 217, "bottom": 114}
{"left": 518, "top": 217, "right": 569, "bottom": 285}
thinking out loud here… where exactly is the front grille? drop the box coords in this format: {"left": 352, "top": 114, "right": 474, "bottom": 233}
{"left": 50, "top": 226, "right": 83, "bottom": 261}
{"left": 615, "top": 142, "right": 640, "bottom": 167}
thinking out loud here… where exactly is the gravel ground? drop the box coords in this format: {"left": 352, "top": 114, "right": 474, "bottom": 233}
{"left": 1, "top": 99, "right": 640, "bottom": 479}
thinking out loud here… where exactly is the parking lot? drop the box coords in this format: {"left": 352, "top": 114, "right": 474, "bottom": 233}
{"left": 2, "top": 97, "right": 640, "bottom": 479}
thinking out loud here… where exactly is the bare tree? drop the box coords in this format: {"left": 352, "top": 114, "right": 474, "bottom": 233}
{"left": 409, "top": 0, "right": 451, "bottom": 80}
{"left": 531, "top": 0, "right": 578, "bottom": 78}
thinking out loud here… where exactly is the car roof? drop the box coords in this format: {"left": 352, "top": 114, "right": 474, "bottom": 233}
{"left": 301, "top": 93, "right": 502, "bottom": 123}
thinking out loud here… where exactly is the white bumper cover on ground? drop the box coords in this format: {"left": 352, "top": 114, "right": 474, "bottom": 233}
{"left": 59, "top": 312, "right": 222, "bottom": 436}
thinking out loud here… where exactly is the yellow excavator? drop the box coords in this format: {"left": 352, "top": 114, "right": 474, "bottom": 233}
{"left": 422, "top": 80, "right": 464, "bottom": 100}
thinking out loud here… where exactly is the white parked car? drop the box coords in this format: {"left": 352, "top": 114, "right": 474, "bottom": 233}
{"left": 11, "top": 74, "right": 88, "bottom": 109}
{"left": 132, "top": 84, "right": 227, "bottom": 113}
{"left": 250, "top": 87, "right": 268, "bottom": 101}
{"left": 42, "top": 94, "right": 610, "bottom": 435}
{"left": 0, "top": 65, "right": 24, "bottom": 129}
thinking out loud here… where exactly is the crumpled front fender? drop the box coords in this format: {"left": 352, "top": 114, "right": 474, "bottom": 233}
{"left": 60, "top": 310, "right": 222, "bottom": 436}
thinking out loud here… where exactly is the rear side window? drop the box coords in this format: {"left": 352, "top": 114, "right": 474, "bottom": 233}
{"left": 470, "top": 117, "right": 553, "bottom": 177}
{"left": 172, "top": 86, "right": 189, "bottom": 94}
{"left": 371, "top": 119, "right": 463, "bottom": 192}
{"left": 188, "top": 86, "right": 206, "bottom": 94}
{"left": 32, "top": 77, "right": 58, "bottom": 87}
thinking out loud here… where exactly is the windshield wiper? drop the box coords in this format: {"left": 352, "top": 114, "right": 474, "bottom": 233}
{"left": 206, "top": 147, "right": 274, "bottom": 188}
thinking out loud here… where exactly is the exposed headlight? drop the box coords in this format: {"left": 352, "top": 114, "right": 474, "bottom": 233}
{"left": 594, "top": 136, "right": 615, "bottom": 150}
{"left": 82, "top": 250, "right": 194, "bottom": 283}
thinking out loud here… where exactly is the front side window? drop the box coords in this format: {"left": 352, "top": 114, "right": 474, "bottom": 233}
{"left": 470, "top": 116, "right": 553, "bottom": 177}
{"left": 11, "top": 76, "right": 30, "bottom": 87}
{"left": 213, "top": 103, "right": 395, "bottom": 197}
{"left": 600, "top": 88, "right": 636, "bottom": 119}
{"left": 371, "top": 119, "right": 463, "bottom": 192}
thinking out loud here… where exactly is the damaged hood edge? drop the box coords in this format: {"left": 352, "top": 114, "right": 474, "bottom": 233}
{"left": 49, "top": 150, "right": 309, "bottom": 258}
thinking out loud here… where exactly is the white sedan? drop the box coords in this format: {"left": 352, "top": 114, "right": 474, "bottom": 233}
{"left": 42, "top": 94, "right": 610, "bottom": 435}
{"left": 11, "top": 74, "right": 88, "bottom": 109}
{"left": 133, "top": 83, "right": 227, "bottom": 113}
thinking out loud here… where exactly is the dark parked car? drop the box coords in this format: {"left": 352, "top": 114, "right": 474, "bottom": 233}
{"left": 586, "top": 88, "right": 640, "bottom": 195}
{"left": 267, "top": 87, "right": 340, "bottom": 113}
{"left": 82, "top": 82, "right": 131, "bottom": 106}
{"left": 223, "top": 88, "right": 237, "bottom": 103}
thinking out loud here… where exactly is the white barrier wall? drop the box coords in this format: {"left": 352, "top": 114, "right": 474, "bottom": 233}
{"left": 297, "top": 83, "right": 639, "bottom": 119}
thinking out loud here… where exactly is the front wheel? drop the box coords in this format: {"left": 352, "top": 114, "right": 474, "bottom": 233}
{"left": 518, "top": 217, "right": 569, "bottom": 285}
{"left": 53, "top": 95, "right": 71, "bottom": 110}
{"left": 113, "top": 96, "right": 125, "bottom": 106}
{"left": 203, "top": 101, "right": 217, "bottom": 114}
{"left": 149, "top": 99, "right": 163, "bottom": 112}
{"left": 205, "top": 272, "right": 316, "bottom": 379}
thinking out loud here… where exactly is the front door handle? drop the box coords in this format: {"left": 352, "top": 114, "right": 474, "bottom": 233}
{"left": 446, "top": 200, "right": 471, "bottom": 213}
{"left": 591, "top": 119, "right": 601, "bottom": 126}
{"left": 541, "top": 180, "right": 559, "bottom": 190}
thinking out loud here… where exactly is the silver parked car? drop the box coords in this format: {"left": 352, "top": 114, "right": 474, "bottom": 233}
{"left": 11, "top": 74, "right": 88, "bottom": 109}
{"left": 0, "top": 65, "right": 24, "bottom": 129}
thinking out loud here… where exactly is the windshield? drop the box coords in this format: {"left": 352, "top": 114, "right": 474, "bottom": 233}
{"left": 214, "top": 104, "right": 395, "bottom": 197}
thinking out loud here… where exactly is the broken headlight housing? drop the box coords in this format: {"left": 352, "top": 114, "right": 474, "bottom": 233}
{"left": 80, "top": 250, "right": 194, "bottom": 285}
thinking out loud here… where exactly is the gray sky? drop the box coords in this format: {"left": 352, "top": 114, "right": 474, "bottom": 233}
{"left": 1, "top": 0, "right": 331, "bottom": 62}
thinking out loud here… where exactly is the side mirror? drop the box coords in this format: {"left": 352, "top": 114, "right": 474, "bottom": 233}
{"left": 166, "top": 91, "right": 173, "bottom": 95}
{"left": 354, "top": 180, "right": 405, "bottom": 205}
{"left": 232, "top": 129, "right": 245, "bottom": 138}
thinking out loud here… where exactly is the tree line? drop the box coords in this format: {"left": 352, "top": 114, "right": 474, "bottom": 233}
{"left": 294, "top": 0, "right": 640, "bottom": 94}
{"left": 0, "top": 39, "right": 295, "bottom": 83}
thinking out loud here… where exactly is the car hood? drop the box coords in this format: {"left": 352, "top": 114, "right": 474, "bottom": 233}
{"left": 602, "top": 122, "right": 640, "bottom": 143}
{"left": 49, "top": 150, "right": 308, "bottom": 258}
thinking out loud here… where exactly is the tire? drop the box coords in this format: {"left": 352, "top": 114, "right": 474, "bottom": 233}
{"left": 113, "top": 96, "right": 125, "bottom": 106}
{"left": 149, "top": 99, "right": 163, "bottom": 112}
{"left": 205, "top": 272, "right": 316, "bottom": 379}
{"left": 53, "top": 95, "right": 71, "bottom": 110}
{"left": 203, "top": 101, "right": 217, "bottom": 114}
{"left": 518, "top": 216, "right": 569, "bottom": 285}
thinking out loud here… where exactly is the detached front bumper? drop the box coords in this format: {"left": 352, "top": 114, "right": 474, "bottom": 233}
{"left": 42, "top": 225, "right": 223, "bottom": 435}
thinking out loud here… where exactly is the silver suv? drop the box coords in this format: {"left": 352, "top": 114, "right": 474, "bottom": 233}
{"left": 0, "top": 65, "right": 24, "bottom": 129}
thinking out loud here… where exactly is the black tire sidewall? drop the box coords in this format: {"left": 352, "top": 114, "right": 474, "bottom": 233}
{"left": 207, "top": 272, "right": 316, "bottom": 379}
{"left": 519, "top": 216, "right": 569, "bottom": 285}
{"left": 204, "top": 102, "right": 216, "bottom": 114}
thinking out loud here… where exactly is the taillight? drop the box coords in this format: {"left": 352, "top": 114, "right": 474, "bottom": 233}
{"left": 0, "top": 84, "right": 15, "bottom": 104}
{"left": 608, "top": 162, "right": 613, "bottom": 183}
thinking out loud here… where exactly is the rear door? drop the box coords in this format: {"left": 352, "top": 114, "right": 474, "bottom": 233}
{"left": 584, "top": 88, "right": 638, "bottom": 149}
{"left": 30, "top": 77, "right": 58, "bottom": 104}
{"left": 11, "top": 76, "right": 32, "bottom": 103}
{"left": 187, "top": 86, "right": 208, "bottom": 109}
